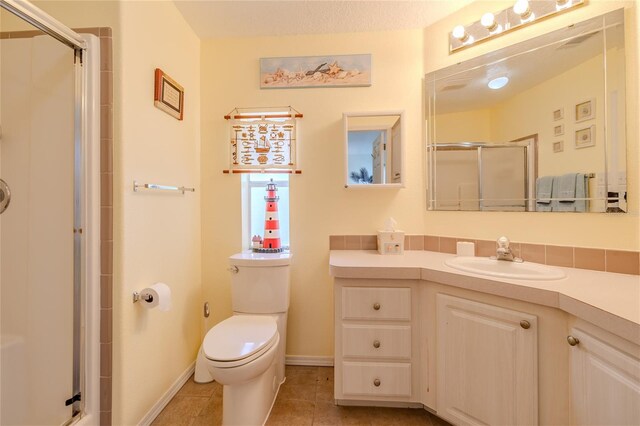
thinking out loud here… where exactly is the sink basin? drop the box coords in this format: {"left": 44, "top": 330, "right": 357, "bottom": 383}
{"left": 444, "top": 256, "right": 566, "bottom": 281}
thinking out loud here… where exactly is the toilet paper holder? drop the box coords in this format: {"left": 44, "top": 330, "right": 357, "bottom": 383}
{"left": 132, "top": 291, "right": 154, "bottom": 304}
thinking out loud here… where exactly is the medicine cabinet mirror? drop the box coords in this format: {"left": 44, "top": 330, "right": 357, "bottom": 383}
{"left": 425, "top": 9, "right": 627, "bottom": 213}
{"left": 344, "top": 111, "right": 404, "bottom": 188}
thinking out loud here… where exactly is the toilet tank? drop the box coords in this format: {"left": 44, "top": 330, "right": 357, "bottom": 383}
{"left": 229, "top": 252, "right": 291, "bottom": 314}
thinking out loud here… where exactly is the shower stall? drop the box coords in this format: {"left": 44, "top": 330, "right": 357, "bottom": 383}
{"left": 429, "top": 141, "right": 536, "bottom": 212}
{"left": 0, "top": 0, "right": 100, "bottom": 424}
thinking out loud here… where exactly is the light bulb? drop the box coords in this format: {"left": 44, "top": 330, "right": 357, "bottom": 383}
{"left": 481, "top": 12, "right": 499, "bottom": 32}
{"left": 488, "top": 76, "right": 509, "bottom": 90}
{"left": 556, "top": 0, "right": 572, "bottom": 10}
{"left": 452, "top": 25, "right": 469, "bottom": 42}
{"left": 513, "top": 0, "right": 532, "bottom": 20}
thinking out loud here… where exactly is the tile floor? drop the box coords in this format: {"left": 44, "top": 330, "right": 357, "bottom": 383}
{"left": 152, "top": 366, "right": 450, "bottom": 425}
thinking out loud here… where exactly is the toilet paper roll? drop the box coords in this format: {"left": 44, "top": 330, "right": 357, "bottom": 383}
{"left": 140, "top": 282, "right": 172, "bottom": 311}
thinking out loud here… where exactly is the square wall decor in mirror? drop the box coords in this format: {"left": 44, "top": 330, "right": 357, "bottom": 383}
{"left": 426, "top": 9, "right": 627, "bottom": 213}
{"left": 344, "top": 111, "right": 404, "bottom": 188}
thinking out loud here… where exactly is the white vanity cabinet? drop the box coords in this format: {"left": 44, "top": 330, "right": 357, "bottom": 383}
{"left": 436, "top": 294, "right": 538, "bottom": 426}
{"left": 334, "top": 279, "right": 422, "bottom": 405}
{"left": 568, "top": 325, "right": 640, "bottom": 425}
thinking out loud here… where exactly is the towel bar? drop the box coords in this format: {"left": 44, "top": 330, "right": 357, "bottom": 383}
{"left": 133, "top": 181, "right": 195, "bottom": 194}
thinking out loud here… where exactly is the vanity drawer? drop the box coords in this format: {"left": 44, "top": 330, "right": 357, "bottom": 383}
{"left": 342, "top": 361, "right": 412, "bottom": 397}
{"left": 342, "top": 324, "right": 411, "bottom": 359}
{"left": 342, "top": 287, "right": 411, "bottom": 321}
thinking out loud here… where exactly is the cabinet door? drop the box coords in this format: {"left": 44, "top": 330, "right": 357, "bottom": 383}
{"left": 437, "top": 294, "right": 538, "bottom": 426}
{"left": 569, "top": 328, "right": 640, "bottom": 425}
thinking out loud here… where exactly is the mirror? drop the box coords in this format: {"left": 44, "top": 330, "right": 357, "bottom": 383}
{"left": 425, "top": 9, "right": 626, "bottom": 212}
{"left": 344, "top": 111, "right": 404, "bottom": 187}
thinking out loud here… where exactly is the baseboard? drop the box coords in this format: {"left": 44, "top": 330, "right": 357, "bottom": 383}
{"left": 137, "top": 361, "right": 196, "bottom": 426}
{"left": 285, "top": 355, "right": 334, "bottom": 366}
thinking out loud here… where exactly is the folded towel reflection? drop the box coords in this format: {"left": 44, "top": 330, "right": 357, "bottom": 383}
{"left": 536, "top": 176, "right": 554, "bottom": 211}
{"left": 574, "top": 173, "right": 588, "bottom": 212}
{"left": 557, "top": 173, "right": 578, "bottom": 201}
{"left": 537, "top": 173, "right": 589, "bottom": 212}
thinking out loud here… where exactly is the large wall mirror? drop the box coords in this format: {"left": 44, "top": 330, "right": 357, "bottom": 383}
{"left": 344, "top": 111, "right": 404, "bottom": 188}
{"left": 425, "top": 9, "right": 627, "bottom": 213}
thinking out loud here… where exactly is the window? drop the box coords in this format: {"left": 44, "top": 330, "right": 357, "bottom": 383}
{"left": 242, "top": 173, "right": 290, "bottom": 250}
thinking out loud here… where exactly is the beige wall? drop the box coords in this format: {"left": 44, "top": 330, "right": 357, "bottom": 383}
{"left": 201, "top": 30, "right": 425, "bottom": 358}
{"left": 424, "top": 0, "right": 639, "bottom": 250}
{"left": 13, "top": 1, "right": 202, "bottom": 424}
{"left": 115, "top": 1, "right": 201, "bottom": 424}
{"left": 435, "top": 108, "right": 492, "bottom": 143}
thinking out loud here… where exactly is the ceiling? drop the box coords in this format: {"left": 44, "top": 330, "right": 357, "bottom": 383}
{"left": 173, "top": 0, "right": 473, "bottom": 39}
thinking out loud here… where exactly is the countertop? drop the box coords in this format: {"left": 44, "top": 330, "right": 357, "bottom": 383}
{"left": 330, "top": 250, "right": 640, "bottom": 345}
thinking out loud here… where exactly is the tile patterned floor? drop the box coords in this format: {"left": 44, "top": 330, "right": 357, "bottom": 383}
{"left": 152, "top": 366, "right": 451, "bottom": 425}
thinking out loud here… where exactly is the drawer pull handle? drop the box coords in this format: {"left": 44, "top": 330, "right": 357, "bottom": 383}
{"left": 520, "top": 320, "right": 530, "bottom": 329}
{"left": 373, "top": 378, "right": 381, "bottom": 387}
{"left": 373, "top": 340, "right": 381, "bottom": 349}
{"left": 373, "top": 303, "right": 381, "bottom": 311}
{"left": 567, "top": 335, "right": 580, "bottom": 346}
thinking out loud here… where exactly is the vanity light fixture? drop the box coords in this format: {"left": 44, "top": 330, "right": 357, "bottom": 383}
{"left": 480, "top": 13, "right": 501, "bottom": 34}
{"left": 556, "top": 0, "right": 572, "bottom": 10}
{"left": 488, "top": 76, "right": 509, "bottom": 90}
{"left": 513, "top": 0, "right": 534, "bottom": 22}
{"left": 452, "top": 25, "right": 471, "bottom": 43}
{"left": 449, "top": 0, "right": 584, "bottom": 53}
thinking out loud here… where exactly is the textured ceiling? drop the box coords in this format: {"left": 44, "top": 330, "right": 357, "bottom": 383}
{"left": 173, "top": 0, "right": 474, "bottom": 39}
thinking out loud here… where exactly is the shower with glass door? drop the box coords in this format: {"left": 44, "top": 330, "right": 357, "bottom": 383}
{"left": 0, "top": 0, "right": 100, "bottom": 424}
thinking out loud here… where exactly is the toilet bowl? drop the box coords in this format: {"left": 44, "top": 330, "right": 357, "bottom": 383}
{"left": 195, "top": 315, "right": 283, "bottom": 425}
{"left": 194, "top": 251, "right": 291, "bottom": 425}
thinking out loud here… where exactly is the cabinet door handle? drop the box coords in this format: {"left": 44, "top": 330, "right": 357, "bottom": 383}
{"left": 373, "top": 340, "right": 381, "bottom": 349}
{"left": 520, "top": 320, "right": 531, "bottom": 329}
{"left": 567, "top": 335, "right": 580, "bottom": 346}
{"left": 373, "top": 378, "right": 381, "bottom": 387}
{"left": 373, "top": 303, "right": 381, "bottom": 311}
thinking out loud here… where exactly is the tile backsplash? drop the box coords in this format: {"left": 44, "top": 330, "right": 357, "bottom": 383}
{"left": 329, "top": 235, "right": 640, "bottom": 275}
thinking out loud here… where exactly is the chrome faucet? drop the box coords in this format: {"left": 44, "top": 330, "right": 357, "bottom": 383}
{"left": 494, "top": 236, "right": 523, "bottom": 262}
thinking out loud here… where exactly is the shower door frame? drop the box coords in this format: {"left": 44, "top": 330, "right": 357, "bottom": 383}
{"left": 0, "top": 0, "right": 100, "bottom": 423}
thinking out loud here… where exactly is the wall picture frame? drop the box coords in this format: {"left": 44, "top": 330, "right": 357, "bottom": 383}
{"left": 575, "top": 98, "right": 595, "bottom": 122}
{"left": 553, "top": 141, "right": 564, "bottom": 153}
{"left": 575, "top": 125, "right": 595, "bottom": 149}
{"left": 553, "top": 124, "right": 564, "bottom": 137}
{"left": 553, "top": 107, "right": 564, "bottom": 121}
{"left": 260, "top": 54, "right": 372, "bottom": 89}
{"left": 154, "top": 68, "right": 184, "bottom": 120}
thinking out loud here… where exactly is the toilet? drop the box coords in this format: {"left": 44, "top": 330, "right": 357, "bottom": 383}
{"left": 194, "top": 251, "right": 291, "bottom": 425}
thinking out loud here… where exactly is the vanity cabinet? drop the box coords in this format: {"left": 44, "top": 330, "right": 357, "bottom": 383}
{"left": 334, "top": 279, "right": 421, "bottom": 405}
{"left": 568, "top": 326, "right": 640, "bottom": 425}
{"left": 436, "top": 294, "right": 538, "bottom": 426}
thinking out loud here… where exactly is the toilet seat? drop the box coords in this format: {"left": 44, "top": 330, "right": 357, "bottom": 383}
{"left": 203, "top": 315, "right": 278, "bottom": 368}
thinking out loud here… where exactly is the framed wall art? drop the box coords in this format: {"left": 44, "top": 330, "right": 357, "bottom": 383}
{"left": 553, "top": 107, "right": 564, "bottom": 121}
{"left": 575, "top": 98, "right": 595, "bottom": 122}
{"left": 154, "top": 68, "right": 184, "bottom": 120}
{"left": 552, "top": 141, "right": 564, "bottom": 153}
{"left": 553, "top": 124, "right": 564, "bottom": 137}
{"left": 575, "top": 125, "right": 595, "bottom": 149}
{"left": 260, "top": 54, "right": 371, "bottom": 89}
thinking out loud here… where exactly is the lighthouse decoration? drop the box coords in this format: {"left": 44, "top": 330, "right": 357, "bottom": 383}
{"left": 255, "top": 179, "right": 283, "bottom": 253}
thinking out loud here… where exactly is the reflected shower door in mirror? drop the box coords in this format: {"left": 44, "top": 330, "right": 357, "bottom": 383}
{"left": 426, "top": 9, "right": 627, "bottom": 212}
{"left": 344, "top": 111, "right": 404, "bottom": 188}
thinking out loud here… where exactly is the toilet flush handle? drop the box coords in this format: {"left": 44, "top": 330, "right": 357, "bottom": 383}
{"left": 227, "top": 266, "right": 239, "bottom": 273}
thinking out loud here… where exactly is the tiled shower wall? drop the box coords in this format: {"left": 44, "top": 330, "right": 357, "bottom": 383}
{"left": 1, "top": 27, "right": 114, "bottom": 425}
{"left": 330, "top": 234, "right": 640, "bottom": 275}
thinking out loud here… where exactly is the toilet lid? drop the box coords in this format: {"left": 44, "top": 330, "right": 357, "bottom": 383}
{"left": 203, "top": 315, "right": 278, "bottom": 362}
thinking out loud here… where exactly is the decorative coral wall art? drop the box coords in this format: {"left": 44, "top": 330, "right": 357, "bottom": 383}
{"left": 260, "top": 54, "right": 372, "bottom": 89}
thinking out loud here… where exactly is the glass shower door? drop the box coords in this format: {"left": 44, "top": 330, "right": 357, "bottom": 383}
{"left": 0, "top": 33, "right": 76, "bottom": 425}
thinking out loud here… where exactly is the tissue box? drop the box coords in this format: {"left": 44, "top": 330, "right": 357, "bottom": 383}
{"left": 377, "top": 231, "right": 405, "bottom": 255}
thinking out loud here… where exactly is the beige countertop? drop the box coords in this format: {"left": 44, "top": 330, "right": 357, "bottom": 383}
{"left": 330, "top": 250, "right": 640, "bottom": 345}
